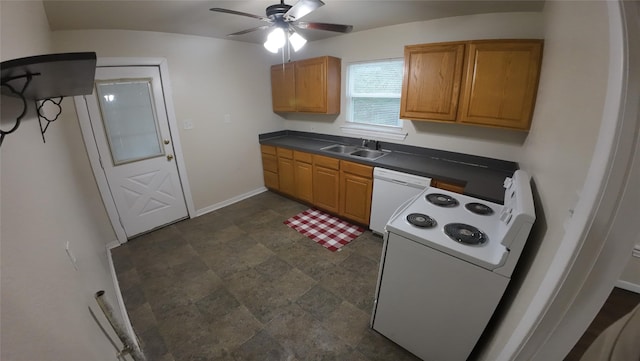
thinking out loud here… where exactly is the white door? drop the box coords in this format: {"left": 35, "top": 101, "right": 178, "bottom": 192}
{"left": 84, "top": 66, "right": 188, "bottom": 238}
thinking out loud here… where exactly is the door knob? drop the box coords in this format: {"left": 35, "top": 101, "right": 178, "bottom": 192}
{"left": 167, "top": 154, "right": 174, "bottom": 161}
{"left": 164, "top": 139, "right": 170, "bottom": 145}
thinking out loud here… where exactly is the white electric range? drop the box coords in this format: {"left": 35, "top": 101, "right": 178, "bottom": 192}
{"left": 371, "top": 170, "right": 535, "bottom": 361}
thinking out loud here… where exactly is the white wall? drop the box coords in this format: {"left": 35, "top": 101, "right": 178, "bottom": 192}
{"left": 281, "top": 12, "right": 544, "bottom": 161}
{"left": 1, "top": 1, "right": 125, "bottom": 360}
{"left": 479, "top": 1, "right": 612, "bottom": 359}
{"left": 619, "top": 249, "right": 640, "bottom": 291}
{"left": 53, "top": 29, "right": 284, "bottom": 212}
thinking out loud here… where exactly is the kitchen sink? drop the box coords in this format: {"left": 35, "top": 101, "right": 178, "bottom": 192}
{"left": 321, "top": 144, "right": 359, "bottom": 154}
{"left": 320, "top": 144, "right": 389, "bottom": 160}
{"left": 350, "top": 149, "right": 387, "bottom": 159}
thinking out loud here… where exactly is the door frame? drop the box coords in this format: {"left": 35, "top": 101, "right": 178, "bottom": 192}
{"left": 494, "top": 1, "right": 640, "bottom": 360}
{"left": 75, "top": 57, "right": 195, "bottom": 244}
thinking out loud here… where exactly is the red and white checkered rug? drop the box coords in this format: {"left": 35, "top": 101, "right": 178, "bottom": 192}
{"left": 284, "top": 209, "right": 365, "bottom": 252}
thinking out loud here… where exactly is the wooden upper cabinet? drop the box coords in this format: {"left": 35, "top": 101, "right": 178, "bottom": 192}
{"left": 458, "top": 40, "right": 543, "bottom": 130}
{"left": 270, "top": 56, "right": 341, "bottom": 114}
{"left": 400, "top": 42, "right": 466, "bottom": 121}
{"left": 401, "top": 39, "right": 543, "bottom": 131}
{"left": 271, "top": 62, "right": 296, "bottom": 112}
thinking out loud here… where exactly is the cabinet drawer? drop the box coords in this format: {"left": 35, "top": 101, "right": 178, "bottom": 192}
{"left": 432, "top": 180, "right": 465, "bottom": 194}
{"left": 263, "top": 170, "right": 279, "bottom": 190}
{"left": 261, "top": 144, "right": 277, "bottom": 155}
{"left": 341, "top": 160, "right": 373, "bottom": 178}
{"left": 261, "top": 153, "right": 278, "bottom": 173}
{"left": 313, "top": 154, "right": 340, "bottom": 170}
{"left": 294, "top": 150, "right": 313, "bottom": 163}
{"left": 277, "top": 147, "right": 293, "bottom": 159}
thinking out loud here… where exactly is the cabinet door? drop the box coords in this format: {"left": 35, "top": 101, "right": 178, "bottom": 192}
{"left": 458, "top": 40, "right": 543, "bottom": 130}
{"left": 277, "top": 157, "right": 295, "bottom": 196}
{"left": 432, "top": 179, "right": 465, "bottom": 194}
{"left": 295, "top": 57, "right": 341, "bottom": 114}
{"left": 271, "top": 62, "right": 296, "bottom": 112}
{"left": 262, "top": 153, "right": 279, "bottom": 190}
{"left": 400, "top": 42, "right": 466, "bottom": 121}
{"left": 313, "top": 165, "right": 340, "bottom": 214}
{"left": 340, "top": 172, "right": 373, "bottom": 225}
{"left": 294, "top": 151, "right": 314, "bottom": 203}
{"left": 263, "top": 169, "right": 279, "bottom": 190}
{"left": 261, "top": 145, "right": 279, "bottom": 190}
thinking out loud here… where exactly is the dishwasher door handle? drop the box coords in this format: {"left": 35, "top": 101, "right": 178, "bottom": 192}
{"left": 389, "top": 179, "right": 409, "bottom": 186}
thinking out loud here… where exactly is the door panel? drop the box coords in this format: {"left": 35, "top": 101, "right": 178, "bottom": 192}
{"left": 95, "top": 80, "right": 164, "bottom": 164}
{"left": 85, "top": 66, "right": 188, "bottom": 238}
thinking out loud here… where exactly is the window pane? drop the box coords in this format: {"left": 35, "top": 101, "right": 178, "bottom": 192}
{"left": 96, "top": 80, "right": 164, "bottom": 165}
{"left": 352, "top": 98, "right": 401, "bottom": 127}
{"left": 350, "top": 60, "right": 403, "bottom": 95}
{"left": 348, "top": 59, "right": 403, "bottom": 128}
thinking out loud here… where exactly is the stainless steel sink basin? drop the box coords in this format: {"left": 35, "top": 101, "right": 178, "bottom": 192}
{"left": 321, "top": 144, "right": 389, "bottom": 160}
{"left": 350, "top": 149, "right": 387, "bottom": 159}
{"left": 321, "top": 144, "right": 359, "bottom": 154}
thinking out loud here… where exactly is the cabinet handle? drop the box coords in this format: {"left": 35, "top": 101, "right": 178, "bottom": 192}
{"left": 167, "top": 154, "right": 174, "bottom": 161}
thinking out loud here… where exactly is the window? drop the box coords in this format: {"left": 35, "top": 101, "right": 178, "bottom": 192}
{"left": 346, "top": 59, "right": 404, "bottom": 133}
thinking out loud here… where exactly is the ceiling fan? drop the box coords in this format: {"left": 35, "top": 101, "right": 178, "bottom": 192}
{"left": 210, "top": 0, "right": 353, "bottom": 53}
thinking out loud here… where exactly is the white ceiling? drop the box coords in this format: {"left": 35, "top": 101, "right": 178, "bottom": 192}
{"left": 43, "top": 0, "right": 544, "bottom": 45}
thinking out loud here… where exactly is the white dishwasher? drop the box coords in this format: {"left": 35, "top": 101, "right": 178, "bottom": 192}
{"left": 369, "top": 168, "right": 431, "bottom": 235}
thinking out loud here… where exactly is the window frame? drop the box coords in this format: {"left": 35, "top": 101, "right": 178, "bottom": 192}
{"left": 342, "top": 58, "right": 407, "bottom": 141}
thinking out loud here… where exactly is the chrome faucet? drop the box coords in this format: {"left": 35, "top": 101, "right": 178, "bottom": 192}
{"left": 361, "top": 139, "right": 381, "bottom": 150}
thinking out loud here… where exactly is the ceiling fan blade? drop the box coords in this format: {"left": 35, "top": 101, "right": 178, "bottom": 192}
{"left": 228, "top": 25, "right": 272, "bottom": 36}
{"left": 209, "top": 8, "right": 270, "bottom": 22}
{"left": 284, "top": 0, "right": 324, "bottom": 21}
{"left": 295, "top": 22, "right": 353, "bottom": 33}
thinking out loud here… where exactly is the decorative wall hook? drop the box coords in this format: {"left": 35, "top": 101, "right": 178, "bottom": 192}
{"left": 0, "top": 52, "right": 97, "bottom": 148}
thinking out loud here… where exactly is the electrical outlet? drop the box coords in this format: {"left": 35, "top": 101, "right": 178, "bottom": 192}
{"left": 183, "top": 119, "right": 194, "bottom": 130}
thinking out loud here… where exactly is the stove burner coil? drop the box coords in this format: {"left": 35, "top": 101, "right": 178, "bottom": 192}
{"left": 406, "top": 213, "right": 437, "bottom": 228}
{"left": 444, "top": 223, "right": 488, "bottom": 245}
{"left": 426, "top": 193, "right": 459, "bottom": 207}
{"left": 465, "top": 202, "right": 494, "bottom": 215}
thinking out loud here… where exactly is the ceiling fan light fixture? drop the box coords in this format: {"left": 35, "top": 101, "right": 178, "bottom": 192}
{"left": 289, "top": 32, "right": 307, "bottom": 52}
{"left": 264, "top": 27, "right": 286, "bottom": 53}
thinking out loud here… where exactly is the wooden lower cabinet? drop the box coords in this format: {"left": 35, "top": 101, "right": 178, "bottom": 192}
{"left": 277, "top": 148, "right": 295, "bottom": 196}
{"left": 262, "top": 146, "right": 373, "bottom": 226}
{"left": 339, "top": 161, "right": 373, "bottom": 225}
{"left": 294, "top": 151, "right": 313, "bottom": 203}
{"left": 312, "top": 155, "right": 340, "bottom": 214}
{"left": 432, "top": 179, "right": 465, "bottom": 194}
{"left": 261, "top": 145, "right": 279, "bottom": 190}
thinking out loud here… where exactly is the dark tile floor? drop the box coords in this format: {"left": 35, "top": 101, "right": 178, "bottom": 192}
{"left": 111, "top": 191, "right": 420, "bottom": 361}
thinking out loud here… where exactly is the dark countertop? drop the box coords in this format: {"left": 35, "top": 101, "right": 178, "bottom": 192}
{"left": 259, "top": 130, "right": 518, "bottom": 204}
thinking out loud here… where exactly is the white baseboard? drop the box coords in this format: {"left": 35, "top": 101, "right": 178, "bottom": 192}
{"left": 106, "top": 241, "right": 140, "bottom": 349}
{"left": 616, "top": 280, "right": 640, "bottom": 294}
{"left": 106, "top": 240, "right": 121, "bottom": 249}
{"left": 196, "top": 187, "right": 268, "bottom": 217}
